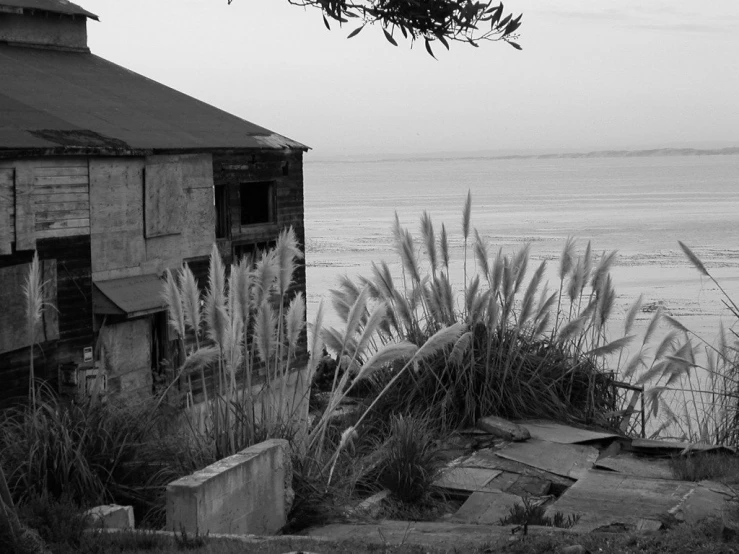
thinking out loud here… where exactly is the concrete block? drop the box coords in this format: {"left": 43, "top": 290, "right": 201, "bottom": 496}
{"left": 477, "top": 416, "right": 530, "bottom": 442}
{"left": 85, "top": 504, "right": 135, "bottom": 529}
{"left": 166, "top": 439, "right": 292, "bottom": 536}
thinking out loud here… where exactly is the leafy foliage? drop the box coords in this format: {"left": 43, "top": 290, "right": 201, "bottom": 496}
{"left": 232, "top": 0, "right": 523, "bottom": 53}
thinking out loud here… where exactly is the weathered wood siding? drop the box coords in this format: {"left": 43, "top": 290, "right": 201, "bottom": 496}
{"left": 90, "top": 155, "right": 215, "bottom": 281}
{"left": 0, "top": 235, "right": 93, "bottom": 406}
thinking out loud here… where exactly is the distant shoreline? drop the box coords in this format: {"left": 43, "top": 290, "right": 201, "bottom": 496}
{"left": 309, "top": 146, "right": 739, "bottom": 164}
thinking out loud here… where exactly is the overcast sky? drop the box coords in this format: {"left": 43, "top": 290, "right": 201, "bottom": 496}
{"left": 85, "top": 0, "right": 739, "bottom": 158}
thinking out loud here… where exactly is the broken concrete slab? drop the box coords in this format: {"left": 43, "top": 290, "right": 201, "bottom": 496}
{"left": 546, "top": 470, "right": 695, "bottom": 532}
{"left": 630, "top": 438, "right": 736, "bottom": 455}
{"left": 497, "top": 439, "right": 598, "bottom": 480}
{"left": 463, "top": 448, "right": 574, "bottom": 491}
{"left": 487, "top": 471, "right": 551, "bottom": 496}
{"left": 520, "top": 420, "right": 620, "bottom": 445}
{"left": 477, "top": 415, "right": 531, "bottom": 441}
{"left": 433, "top": 466, "right": 501, "bottom": 493}
{"left": 594, "top": 453, "right": 675, "bottom": 480}
{"left": 451, "top": 490, "right": 523, "bottom": 525}
{"left": 84, "top": 504, "right": 134, "bottom": 529}
{"left": 676, "top": 481, "right": 735, "bottom": 525}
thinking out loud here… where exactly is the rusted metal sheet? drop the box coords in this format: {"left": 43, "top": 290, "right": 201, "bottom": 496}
{"left": 520, "top": 420, "right": 620, "bottom": 444}
{"left": 497, "top": 440, "right": 598, "bottom": 480}
{"left": 0, "top": 45, "right": 308, "bottom": 151}
{"left": 594, "top": 453, "right": 675, "bottom": 480}
{"left": 433, "top": 467, "right": 501, "bottom": 493}
{"left": 463, "top": 448, "right": 574, "bottom": 489}
{"left": 546, "top": 470, "right": 695, "bottom": 532}
{"left": 93, "top": 273, "right": 165, "bottom": 318}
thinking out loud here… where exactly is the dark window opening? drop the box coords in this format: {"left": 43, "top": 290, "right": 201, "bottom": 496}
{"left": 240, "top": 181, "right": 274, "bottom": 226}
{"left": 215, "top": 185, "right": 229, "bottom": 239}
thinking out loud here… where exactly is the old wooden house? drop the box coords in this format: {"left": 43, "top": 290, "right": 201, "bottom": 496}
{"left": 0, "top": 0, "right": 308, "bottom": 405}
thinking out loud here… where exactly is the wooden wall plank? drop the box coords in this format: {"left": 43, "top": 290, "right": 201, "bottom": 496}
{"left": 27, "top": 158, "right": 87, "bottom": 169}
{"left": 36, "top": 227, "right": 90, "bottom": 239}
{"left": 33, "top": 202, "right": 89, "bottom": 213}
{"left": 13, "top": 162, "right": 35, "bottom": 251}
{"left": 144, "top": 157, "right": 183, "bottom": 238}
{"left": 34, "top": 183, "right": 88, "bottom": 194}
{"left": 35, "top": 176, "right": 89, "bottom": 187}
{"left": 90, "top": 158, "right": 145, "bottom": 276}
{"left": 36, "top": 218, "right": 89, "bottom": 231}
{"left": 34, "top": 167, "right": 88, "bottom": 177}
{"left": 35, "top": 192, "right": 88, "bottom": 204}
{"left": 35, "top": 210, "right": 90, "bottom": 222}
{"left": 0, "top": 169, "right": 13, "bottom": 254}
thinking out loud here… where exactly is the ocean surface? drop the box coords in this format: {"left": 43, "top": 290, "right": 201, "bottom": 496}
{"left": 303, "top": 153, "right": 739, "bottom": 345}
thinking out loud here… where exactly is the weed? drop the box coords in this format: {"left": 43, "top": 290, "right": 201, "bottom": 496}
{"left": 499, "top": 497, "right": 580, "bottom": 534}
{"left": 669, "top": 453, "right": 739, "bottom": 483}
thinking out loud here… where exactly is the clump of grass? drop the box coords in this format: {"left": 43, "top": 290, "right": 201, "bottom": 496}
{"left": 17, "top": 492, "right": 89, "bottom": 554}
{"left": 669, "top": 453, "right": 739, "bottom": 483}
{"left": 499, "top": 497, "right": 580, "bottom": 531}
{"left": 378, "top": 415, "right": 441, "bottom": 503}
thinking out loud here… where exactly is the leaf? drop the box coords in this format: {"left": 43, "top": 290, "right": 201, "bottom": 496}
{"left": 678, "top": 241, "right": 709, "bottom": 276}
{"left": 424, "top": 38, "right": 436, "bottom": 59}
{"left": 383, "top": 28, "right": 398, "bottom": 46}
{"left": 323, "top": 15, "right": 331, "bottom": 31}
{"left": 586, "top": 335, "right": 635, "bottom": 357}
{"left": 437, "top": 35, "right": 450, "bottom": 50}
{"left": 347, "top": 25, "right": 364, "bottom": 39}
{"left": 508, "top": 41, "right": 522, "bottom": 51}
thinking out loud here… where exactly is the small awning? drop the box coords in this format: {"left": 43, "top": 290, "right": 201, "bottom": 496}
{"left": 93, "top": 273, "right": 166, "bottom": 318}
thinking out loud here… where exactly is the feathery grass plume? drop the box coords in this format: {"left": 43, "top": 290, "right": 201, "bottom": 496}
{"left": 254, "top": 300, "right": 276, "bottom": 366}
{"left": 23, "top": 251, "right": 44, "bottom": 408}
{"left": 624, "top": 294, "right": 643, "bottom": 335}
{"left": 180, "top": 264, "right": 202, "bottom": 344}
{"left": 653, "top": 330, "right": 680, "bottom": 361}
{"left": 582, "top": 241, "right": 592, "bottom": 281}
{"left": 491, "top": 247, "right": 504, "bottom": 295}
{"left": 448, "top": 331, "right": 473, "bottom": 366}
{"left": 596, "top": 274, "right": 616, "bottom": 328}
{"left": 438, "top": 272, "right": 455, "bottom": 323}
{"left": 586, "top": 335, "right": 634, "bottom": 357}
{"left": 535, "top": 290, "right": 557, "bottom": 324}
{"left": 223, "top": 315, "right": 244, "bottom": 377}
{"left": 400, "top": 228, "right": 421, "bottom": 284}
{"left": 642, "top": 306, "right": 663, "bottom": 346}
{"left": 473, "top": 229, "right": 490, "bottom": 278}
{"left": 567, "top": 257, "right": 585, "bottom": 304}
{"left": 162, "top": 268, "right": 186, "bottom": 339}
{"left": 465, "top": 274, "right": 480, "bottom": 316}
{"left": 533, "top": 311, "right": 551, "bottom": 336}
{"left": 424, "top": 281, "right": 445, "bottom": 327}
{"left": 415, "top": 322, "right": 465, "bottom": 361}
{"left": 470, "top": 289, "right": 491, "bottom": 325}
{"left": 511, "top": 243, "right": 531, "bottom": 296}
{"left": 440, "top": 223, "right": 450, "bottom": 271}
{"left": 330, "top": 287, "right": 352, "bottom": 323}
{"left": 275, "top": 226, "right": 303, "bottom": 296}
{"left": 519, "top": 261, "right": 546, "bottom": 327}
{"left": 208, "top": 244, "right": 226, "bottom": 306}
{"left": 343, "top": 286, "right": 370, "bottom": 345}
{"left": 678, "top": 241, "right": 709, "bottom": 277}
{"left": 636, "top": 360, "right": 668, "bottom": 386}
{"left": 462, "top": 190, "right": 472, "bottom": 240}
{"left": 663, "top": 314, "right": 690, "bottom": 334}
{"left": 371, "top": 261, "right": 395, "bottom": 299}
{"left": 355, "top": 301, "right": 387, "bottom": 355}
{"left": 392, "top": 288, "right": 414, "bottom": 332}
{"left": 285, "top": 292, "right": 306, "bottom": 349}
{"left": 392, "top": 211, "right": 403, "bottom": 249}
{"left": 354, "top": 342, "right": 418, "bottom": 382}
{"left": 358, "top": 274, "right": 382, "bottom": 301}
{"left": 559, "top": 236, "right": 576, "bottom": 281}
{"left": 420, "top": 211, "right": 438, "bottom": 276}
{"left": 321, "top": 327, "right": 345, "bottom": 357}
{"left": 251, "top": 249, "right": 277, "bottom": 310}
{"left": 486, "top": 294, "right": 500, "bottom": 332}
{"left": 621, "top": 350, "right": 645, "bottom": 379}
{"left": 557, "top": 314, "right": 588, "bottom": 343}
{"left": 591, "top": 250, "right": 617, "bottom": 291}
{"left": 307, "top": 299, "right": 325, "bottom": 372}
{"left": 181, "top": 346, "right": 220, "bottom": 376}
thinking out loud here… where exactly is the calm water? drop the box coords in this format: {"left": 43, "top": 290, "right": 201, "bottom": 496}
{"left": 304, "top": 154, "right": 739, "bottom": 340}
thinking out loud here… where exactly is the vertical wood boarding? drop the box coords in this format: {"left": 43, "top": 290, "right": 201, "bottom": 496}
{"left": 0, "top": 169, "right": 13, "bottom": 254}
{"left": 33, "top": 158, "right": 90, "bottom": 239}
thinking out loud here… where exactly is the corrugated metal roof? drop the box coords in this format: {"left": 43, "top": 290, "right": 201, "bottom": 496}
{"left": 0, "top": 0, "right": 98, "bottom": 20}
{"left": 93, "top": 273, "right": 166, "bottom": 319}
{"left": 0, "top": 44, "right": 308, "bottom": 151}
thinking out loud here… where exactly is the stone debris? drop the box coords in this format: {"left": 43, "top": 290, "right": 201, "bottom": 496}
{"left": 477, "top": 415, "right": 531, "bottom": 442}
{"left": 496, "top": 439, "right": 599, "bottom": 480}
{"left": 84, "top": 504, "right": 135, "bottom": 530}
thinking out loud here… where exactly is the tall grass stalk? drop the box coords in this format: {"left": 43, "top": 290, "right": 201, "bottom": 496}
{"left": 23, "top": 252, "right": 45, "bottom": 411}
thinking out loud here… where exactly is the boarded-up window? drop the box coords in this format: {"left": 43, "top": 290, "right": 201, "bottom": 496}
{"left": 144, "top": 159, "right": 183, "bottom": 238}
{"left": 0, "top": 260, "right": 59, "bottom": 354}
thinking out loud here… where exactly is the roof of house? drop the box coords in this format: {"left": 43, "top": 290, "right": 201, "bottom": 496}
{"left": 0, "top": 0, "right": 98, "bottom": 20}
{"left": 0, "top": 44, "right": 307, "bottom": 151}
